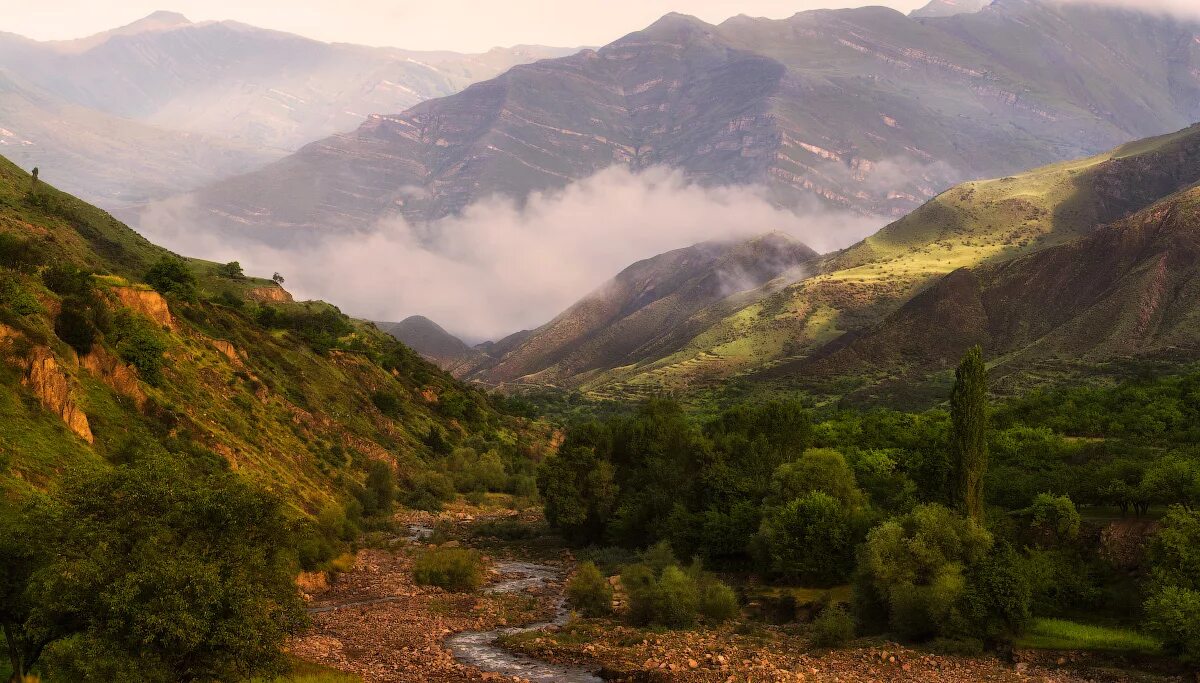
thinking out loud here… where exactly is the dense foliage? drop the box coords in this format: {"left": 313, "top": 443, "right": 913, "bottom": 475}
{"left": 0, "top": 459, "right": 306, "bottom": 681}
{"left": 539, "top": 352, "right": 1200, "bottom": 654}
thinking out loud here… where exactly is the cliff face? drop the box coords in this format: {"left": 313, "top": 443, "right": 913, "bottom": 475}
{"left": 21, "top": 347, "right": 93, "bottom": 444}
{"left": 111, "top": 286, "right": 175, "bottom": 329}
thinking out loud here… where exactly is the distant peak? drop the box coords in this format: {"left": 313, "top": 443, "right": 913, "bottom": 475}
{"left": 643, "top": 12, "right": 713, "bottom": 34}
{"left": 910, "top": 0, "right": 991, "bottom": 18}
{"left": 126, "top": 10, "right": 193, "bottom": 30}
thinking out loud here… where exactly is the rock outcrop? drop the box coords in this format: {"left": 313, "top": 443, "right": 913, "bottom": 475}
{"left": 81, "top": 346, "right": 146, "bottom": 409}
{"left": 22, "top": 348, "right": 93, "bottom": 443}
{"left": 111, "top": 286, "right": 175, "bottom": 329}
{"left": 246, "top": 285, "right": 293, "bottom": 303}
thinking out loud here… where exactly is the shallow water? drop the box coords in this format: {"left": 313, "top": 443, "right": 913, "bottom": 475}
{"left": 445, "top": 561, "right": 603, "bottom": 683}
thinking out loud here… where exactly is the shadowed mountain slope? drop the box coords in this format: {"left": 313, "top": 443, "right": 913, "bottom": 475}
{"left": 0, "top": 14, "right": 574, "bottom": 210}
{"left": 501, "top": 123, "right": 1200, "bottom": 400}
{"left": 457, "top": 233, "right": 817, "bottom": 388}
{"left": 182, "top": 0, "right": 1200, "bottom": 238}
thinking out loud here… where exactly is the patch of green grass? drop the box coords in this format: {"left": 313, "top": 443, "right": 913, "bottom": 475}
{"left": 1016, "top": 618, "right": 1161, "bottom": 655}
{"left": 251, "top": 657, "right": 360, "bottom": 682}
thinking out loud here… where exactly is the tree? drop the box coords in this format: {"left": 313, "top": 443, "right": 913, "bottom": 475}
{"left": 854, "top": 504, "right": 995, "bottom": 641}
{"left": 768, "top": 448, "right": 865, "bottom": 508}
{"left": 950, "top": 346, "right": 989, "bottom": 522}
{"left": 216, "top": 261, "right": 244, "bottom": 279}
{"left": 756, "top": 492, "right": 860, "bottom": 585}
{"left": 272, "top": 272, "right": 285, "bottom": 285}
{"left": 145, "top": 257, "right": 197, "bottom": 300}
{"left": 363, "top": 460, "right": 396, "bottom": 517}
{"left": 15, "top": 460, "right": 306, "bottom": 681}
{"left": 537, "top": 438, "right": 618, "bottom": 545}
{"left": 1144, "top": 507, "right": 1200, "bottom": 664}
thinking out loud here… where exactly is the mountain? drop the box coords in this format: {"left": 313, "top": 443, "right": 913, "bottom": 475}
{"left": 376, "top": 316, "right": 479, "bottom": 368}
{"left": 457, "top": 233, "right": 817, "bottom": 388}
{"left": 910, "top": 0, "right": 991, "bottom": 18}
{"left": 0, "top": 152, "right": 542, "bottom": 507}
{"left": 0, "top": 70, "right": 275, "bottom": 208}
{"left": 488, "top": 123, "right": 1200, "bottom": 401}
{"left": 178, "top": 0, "right": 1200, "bottom": 239}
{"left": 0, "top": 13, "right": 576, "bottom": 210}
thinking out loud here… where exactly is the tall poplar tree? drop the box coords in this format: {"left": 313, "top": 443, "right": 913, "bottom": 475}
{"left": 950, "top": 345, "right": 988, "bottom": 522}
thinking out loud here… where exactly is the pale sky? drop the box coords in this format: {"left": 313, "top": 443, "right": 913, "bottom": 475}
{"left": 2, "top": 1, "right": 933, "bottom": 52}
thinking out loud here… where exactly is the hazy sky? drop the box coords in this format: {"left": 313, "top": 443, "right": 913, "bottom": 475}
{"left": 4, "top": 1, "right": 932, "bottom": 52}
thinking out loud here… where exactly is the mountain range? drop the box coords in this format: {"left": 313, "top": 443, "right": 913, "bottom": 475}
{"left": 386, "top": 123, "right": 1200, "bottom": 405}
{"left": 175, "top": 0, "right": 1200, "bottom": 240}
{"left": 0, "top": 12, "right": 575, "bottom": 210}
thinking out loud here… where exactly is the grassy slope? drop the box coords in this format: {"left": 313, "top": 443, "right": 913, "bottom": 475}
{"left": 0, "top": 154, "right": 541, "bottom": 511}
{"left": 580, "top": 124, "right": 1200, "bottom": 402}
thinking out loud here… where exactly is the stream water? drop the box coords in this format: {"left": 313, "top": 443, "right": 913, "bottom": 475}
{"left": 445, "top": 561, "right": 604, "bottom": 683}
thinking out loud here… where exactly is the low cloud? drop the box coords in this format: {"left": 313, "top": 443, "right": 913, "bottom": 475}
{"left": 1054, "top": 0, "right": 1200, "bottom": 18}
{"left": 139, "top": 166, "right": 885, "bottom": 342}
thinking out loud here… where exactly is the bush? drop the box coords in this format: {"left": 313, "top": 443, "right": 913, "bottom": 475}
{"left": 217, "top": 261, "right": 245, "bottom": 279}
{"left": 0, "top": 274, "right": 44, "bottom": 317}
{"left": 412, "top": 548, "right": 485, "bottom": 592}
{"left": 146, "top": 257, "right": 197, "bottom": 300}
{"left": 42, "top": 263, "right": 93, "bottom": 297}
{"left": 112, "top": 313, "right": 168, "bottom": 385}
{"left": 567, "top": 561, "right": 613, "bottom": 617}
{"left": 0, "top": 232, "right": 44, "bottom": 271}
{"left": 371, "top": 391, "right": 404, "bottom": 418}
{"left": 1141, "top": 589, "right": 1199, "bottom": 663}
{"left": 1028, "top": 493, "right": 1081, "bottom": 547}
{"left": 755, "top": 491, "right": 859, "bottom": 585}
{"left": 697, "top": 579, "right": 739, "bottom": 623}
{"left": 855, "top": 504, "right": 996, "bottom": 642}
{"left": 55, "top": 296, "right": 100, "bottom": 355}
{"left": 402, "top": 471, "right": 456, "bottom": 511}
{"left": 361, "top": 460, "right": 395, "bottom": 517}
{"left": 623, "top": 563, "right": 700, "bottom": 628}
{"left": 811, "top": 605, "right": 856, "bottom": 648}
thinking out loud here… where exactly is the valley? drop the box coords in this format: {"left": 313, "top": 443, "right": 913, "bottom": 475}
{"left": 3, "top": 1, "right": 1200, "bottom": 682}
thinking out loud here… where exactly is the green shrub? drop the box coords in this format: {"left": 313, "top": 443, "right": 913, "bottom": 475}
{"left": 623, "top": 563, "right": 699, "bottom": 628}
{"left": 371, "top": 391, "right": 404, "bottom": 418}
{"left": 55, "top": 296, "right": 100, "bottom": 355}
{"left": 755, "top": 491, "right": 859, "bottom": 585}
{"left": 216, "top": 261, "right": 245, "bottom": 279}
{"left": 145, "top": 256, "right": 197, "bottom": 300}
{"left": 0, "top": 274, "right": 44, "bottom": 317}
{"left": 697, "top": 579, "right": 739, "bottom": 623}
{"left": 412, "top": 548, "right": 485, "bottom": 592}
{"left": 810, "top": 605, "right": 855, "bottom": 648}
{"left": 42, "top": 263, "right": 93, "bottom": 297}
{"left": 0, "top": 232, "right": 44, "bottom": 271}
{"left": 402, "top": 471, "right": 456, "bottom": 511}
{"left": 1028, "top": 493, "right": 1080, "bottom": 547}
{"left": 112, "top": 313, "right": 168, "bottom": 385}
{"left": 567, "top": 561, "right": 613, "bottom": 617}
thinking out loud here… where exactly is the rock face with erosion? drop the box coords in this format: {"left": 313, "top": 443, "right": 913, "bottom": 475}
{"left": 22, "top": 348, "right": 93, "bottom": 443}
{"left": 111, "top": 286, "right": 175, "bottom": 329}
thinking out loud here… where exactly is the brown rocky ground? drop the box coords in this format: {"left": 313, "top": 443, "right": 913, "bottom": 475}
{"left": 503, "top": 621, "right": 1185, "bottom": 683}
{"left": 289, "top": 508, "right": 1186, "bottom": 683}
{"left": 288, "top": 510, "right": 566, "bottom": 682}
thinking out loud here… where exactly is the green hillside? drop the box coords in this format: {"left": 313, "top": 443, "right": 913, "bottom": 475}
{"left": 0, "top": 153, "right": 546, "bottom": 511}
{"left": 574, "top": 123, "right": 1200, "bottom": 402}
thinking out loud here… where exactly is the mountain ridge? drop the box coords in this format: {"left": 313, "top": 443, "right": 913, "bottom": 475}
{"left": 175, "top": 0, "right": 1200, "bottom": 240}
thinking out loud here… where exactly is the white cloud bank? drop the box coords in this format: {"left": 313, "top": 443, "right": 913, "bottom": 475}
{"left": 139, "top": 167, "right": 884, "bottom": 342}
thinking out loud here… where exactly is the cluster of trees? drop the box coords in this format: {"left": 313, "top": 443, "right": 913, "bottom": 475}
{"left": 539, "top": 347, "right": 1200, "bottom": 655}
{"left": 0, "top": 459, "right": 305, "bottom": 681}
{"left": 567, "top": 543, "right": 738, "bottom": 628}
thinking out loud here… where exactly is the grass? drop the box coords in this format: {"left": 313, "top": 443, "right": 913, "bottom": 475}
{"left": 251, "top": 657, "right": 361, "bottom": 682}
{"left": 1016, "top": 618, "right": 1161, "bottom": 655}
